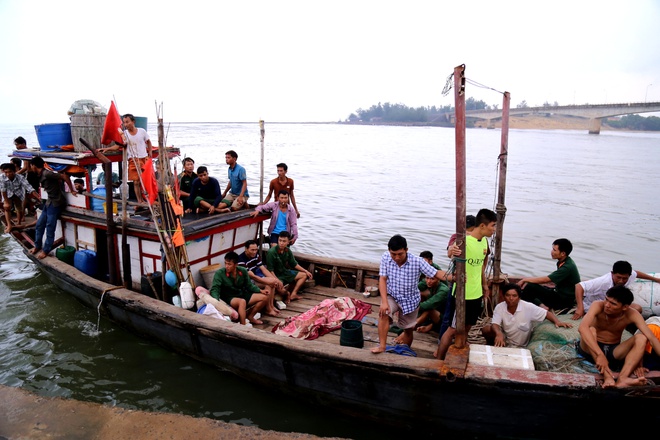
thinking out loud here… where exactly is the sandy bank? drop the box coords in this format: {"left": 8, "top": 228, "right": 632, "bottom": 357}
{"left": 0, "top": 385, "right": 346, "bottom": 440}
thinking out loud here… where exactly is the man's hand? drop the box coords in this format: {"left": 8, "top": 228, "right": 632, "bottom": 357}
{"left": 571, "top": 308, "right": 585, "bottom": 320}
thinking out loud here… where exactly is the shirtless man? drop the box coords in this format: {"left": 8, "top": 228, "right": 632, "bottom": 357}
{"left": 577, "top": 285, "right": 660, "bottom": 388}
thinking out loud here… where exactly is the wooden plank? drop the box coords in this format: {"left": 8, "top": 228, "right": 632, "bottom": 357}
{"left": 356, "top": 269, "right": 364, "bottom": 292}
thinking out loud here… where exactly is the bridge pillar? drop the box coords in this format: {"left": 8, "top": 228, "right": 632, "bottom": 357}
{"left": 588, "top": 118, "right": 602, "bottom": 134}
{"left": 486, "top": 119, "right": 495, "bottom": 129}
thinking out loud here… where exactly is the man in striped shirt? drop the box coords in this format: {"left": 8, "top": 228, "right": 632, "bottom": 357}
{"left": 371, "top": 234, "right": 453, "bottom": 354}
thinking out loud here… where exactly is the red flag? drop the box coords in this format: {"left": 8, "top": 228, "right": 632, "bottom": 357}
{"left": 140, "top": 158, "right": 159, "bottom": 205}
{"left": 101, "top": 101, "right": 124, "bottom": 145}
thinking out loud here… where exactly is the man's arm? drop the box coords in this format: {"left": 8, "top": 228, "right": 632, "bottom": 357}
{"left": 635, "top": 270, "right": 660, "bottom": 284}
{"left": 573, "top": 283, "right": 586, "bottom": 320}
{"left": 289, "top": 190, "right": 300, "bottom": 218}
{"left": 61, "top": 173, "right": 77, "bottom": 196}
{"left": 546, "top": 310, "right": 573, "bottom": 328}
{"left": 517, "top": 275, "right": 552, "bottom": 291}
{"left": 294, "top": 264, "right": 313, "bottom": 279}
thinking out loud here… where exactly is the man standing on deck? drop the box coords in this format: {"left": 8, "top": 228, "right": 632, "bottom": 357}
{"left": 28, "top": 157, "right": 76, "bottom": 259}
{"left": 435, "top": 209, "right": 496, "bottom": 360}
{"left": 217, "top": 150, "right": 249, "bottom": 212}
{"left": 99, "top": 114, "right": 153, "bottom": 208}
{"left": 13, "top": 136, "right": 40, "bottom": 215}
{"left": 572, "top": 260, "right": 657, "bottom": 320}
{"left": 249, "top": 190, "right": 298, "bottom": 247}
{"left": 371, "top": 234, "right": 454, "bottom": 355}
{"left": 1, "top": 162, "right": 39, "bottom": 232}
{"left": 517, "top": 238, "right": 580, "bottom": 313}
{"left": 238, "top": 239, "right": 284, "bottom": 316}
{"left": 261, "top": 162, "right": 300, "bottom": 218}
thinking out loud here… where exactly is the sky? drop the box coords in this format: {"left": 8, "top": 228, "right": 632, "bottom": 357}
{"left": 1, "top": 0, "right": 659, "bottom": 123}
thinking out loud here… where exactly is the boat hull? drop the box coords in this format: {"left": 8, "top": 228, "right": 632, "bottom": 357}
{"left": 29, "top": 252, "right": 660, "bottom": 439}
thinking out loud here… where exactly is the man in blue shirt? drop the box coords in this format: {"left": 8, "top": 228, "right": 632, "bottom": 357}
{"left": 218, "top": 150, "right": 249, "bottom": 212}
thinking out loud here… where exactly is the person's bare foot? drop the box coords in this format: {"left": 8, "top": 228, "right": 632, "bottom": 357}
{"left": 371, "top": 346, "right": 386, "bottom": 354}
{"left": 5, "top": 225, "right": 13, "bottom": 233}
{"left": 29, "top": 248, "right": 39, "bottom": 255}
{"left": 288, "top": 293, "right": 301, "bottom": 302}
{"left": 265, "top": 308, "right": 280, "bottom": 316}
{"left": 249, "top": 318, "right": 264, "bottom": 325}
{"left": 416, "top": 323, "right": 433, "bottom": 333}
{"left": 36, "top": 250, "right": 48, "bottom": 259}
{"left": 615, "top": 376, "right": 647, "bottom": 388}
{"left": 601, "top": 376, "right": 617, "bottom": 388}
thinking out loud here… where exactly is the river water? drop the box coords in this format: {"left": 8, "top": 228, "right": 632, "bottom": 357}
{"left": 1, "top": 122, "right": 659, "bottom": 439}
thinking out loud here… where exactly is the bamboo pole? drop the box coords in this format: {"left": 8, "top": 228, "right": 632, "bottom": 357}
{"left": 490, "top": 91, "right": 510, "bottom": 304}
{"left": 453, "top": 64, "right": 467, "bottom": 349}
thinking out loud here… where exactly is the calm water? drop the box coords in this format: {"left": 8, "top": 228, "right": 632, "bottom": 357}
{"left": 1, "top": 123, "right": 659, "bottom": 438}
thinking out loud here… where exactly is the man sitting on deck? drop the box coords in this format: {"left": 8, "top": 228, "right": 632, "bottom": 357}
{"left": 371, "top": 234, "right": 453, "bottom": 354}
{"left": 210, "top": 251, "right": 269, "bottom": 326}
{"left": 238, "top": 239, "right": 284, "bottom": 316}
{"left": 517, "top": 238, "right": 580, "bottom": 313}
{"left": 184, "top": 166, "right": 230, "bottom": 215}
{"left": 266, "top": 231, "right": 312, "bottom": 304}
{"left": 577, "top": 285, "right": 660, "bottom": 388}
{"left": 481, "top": 283, "right": 572, "bottom": 348}
{"left": 572, "top": 260, "right": 655, "bottom": 320}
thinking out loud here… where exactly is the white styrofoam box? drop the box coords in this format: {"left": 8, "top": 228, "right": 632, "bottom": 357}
{"left": 469, "top": 345, "right": 535, "bottom": 370}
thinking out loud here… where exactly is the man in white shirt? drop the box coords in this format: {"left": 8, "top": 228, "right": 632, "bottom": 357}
{"left": 482, "top": 283, "right": 572, "bottom": 348}
{"left": 572, "top": 261, "right": 659, "bottom": 320}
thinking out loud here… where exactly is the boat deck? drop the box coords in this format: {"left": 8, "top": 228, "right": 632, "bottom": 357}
{"left": 252, "top": 283, "right": 446, "bottom": 359}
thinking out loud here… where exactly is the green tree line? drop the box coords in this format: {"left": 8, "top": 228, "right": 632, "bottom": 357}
{"left": 345, "top": 100, "right": 660, "bottom": 131}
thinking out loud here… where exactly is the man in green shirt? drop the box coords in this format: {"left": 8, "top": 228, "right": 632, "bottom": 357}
{"left": 517, "top": 238, "right": 581, "bottom": 313}
{"left": 210, "top": 251, "right": 268, "bottom": 325}
{"left": 266, "top": 231, "right": 312, "bottom": 303}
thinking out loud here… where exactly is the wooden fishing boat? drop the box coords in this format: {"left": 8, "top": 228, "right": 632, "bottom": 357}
{"left": 3, "top": 78, "right": 660, "bottom": 439}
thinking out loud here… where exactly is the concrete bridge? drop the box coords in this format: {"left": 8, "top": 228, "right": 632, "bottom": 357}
{"left": 464, "top": 102, "right": 660, "bottom": 134}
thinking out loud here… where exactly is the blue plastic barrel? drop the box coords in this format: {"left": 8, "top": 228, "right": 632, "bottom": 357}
{"left": 91, "top": 187, "right": 106, "bottom": 212}
{"left": 74, "top": 249, "right": 97, "bottom": 277}
{"left": 34, "top": 123, "right": 73, "bottom": 151}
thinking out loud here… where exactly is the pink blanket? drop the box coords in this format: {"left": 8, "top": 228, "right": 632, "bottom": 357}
{"left": 272, "top": 297, "right": 372, "bottom": 340}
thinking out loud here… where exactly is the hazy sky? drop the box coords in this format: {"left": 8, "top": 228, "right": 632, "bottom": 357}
{"left": 1, "top": 0, "right": 658, "bottom": 123}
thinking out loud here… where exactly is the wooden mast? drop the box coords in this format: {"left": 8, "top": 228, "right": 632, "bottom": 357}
{"left": 490, "top": 91, "right": 510, "bottom": 302}
{"left": 453, "top": 64, "right": 468, "bottom": 348}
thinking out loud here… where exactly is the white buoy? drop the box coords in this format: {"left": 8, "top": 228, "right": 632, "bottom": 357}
{"left": 179, "top": 282, "right": 195, "bottom": 309}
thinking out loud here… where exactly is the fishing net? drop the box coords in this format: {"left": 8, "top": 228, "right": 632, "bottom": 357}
{"left": 527, "top": 314, "right": 633, "bottom": 373}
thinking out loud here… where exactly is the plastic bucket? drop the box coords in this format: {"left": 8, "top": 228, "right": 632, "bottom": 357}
{"left": 55, "top": 246, "right": 76, "bottom": 265}
{"left": 200, "top": 263, "right": 222, "bottom": 288}
{"left": 340, "top": 320, "right": 364, "bottom": 348}
{"left": 34, "top": 123, "right": 73, "bottom": 151}
{"left": 70, "top": 114, "right": 105, "bottom": 152}
{"left": 103, "top": 202, "right": 118, "bottom": 214}
{"left": 74, "top": 249, "right": 97, "bottom": 277}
